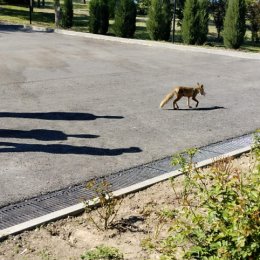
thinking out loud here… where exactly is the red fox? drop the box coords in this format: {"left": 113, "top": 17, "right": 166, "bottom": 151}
{"left": 160, "top": 83, "right": 206, "bottom": 110}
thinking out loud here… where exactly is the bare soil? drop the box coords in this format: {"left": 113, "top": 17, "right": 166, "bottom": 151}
{"left": 0, "top": 153, "right": 254, "bottom": 260}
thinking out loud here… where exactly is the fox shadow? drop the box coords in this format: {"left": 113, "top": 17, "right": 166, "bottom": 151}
{"left": 0, "top": 112, "right": 124, "bottom": 121}
{"left": 0, "top": 142, "right": 142, "bottom": 156}
{"left": 165, "top": 106, "right": 225, "bottom": 111}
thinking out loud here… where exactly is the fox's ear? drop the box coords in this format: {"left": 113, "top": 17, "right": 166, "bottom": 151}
{"left": 201, "top": 84, "right": 204, "bottom": 88}
{"left": 197, "top": 82, "right": 200, "bottom": 86}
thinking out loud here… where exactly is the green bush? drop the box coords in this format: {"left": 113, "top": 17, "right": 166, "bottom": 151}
{"left": 61, "top": 0, "right": 73, "bottom": 28}
{"left": 182, "top": 0, "right": 209, "bottom": 45}
{"left": 89, "top": 0, "right": 109, "bottom": 34}
{"left": 223, "top": 0, "right": 246, "bottom": 49}
{"left": 113, "top": 0, "right": 136, "bottom": 38}
{"left": 136, "top": 0, "right": 151, "bottom": 15}
{"left": 159, "top": 143, "right": 260, "bottom": 260}
{"left": 81, "top": 245, "right": 124, "bottom": 260}
{"left": 146, "top": 0, "right": 172, "bottom": 41}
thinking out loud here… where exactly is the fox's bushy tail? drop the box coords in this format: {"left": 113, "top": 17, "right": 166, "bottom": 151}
{"left": 160, "top": 91, "right": 175, "bottom": 108}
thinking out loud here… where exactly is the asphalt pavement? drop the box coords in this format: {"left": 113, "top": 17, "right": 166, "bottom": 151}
{"left": 0, "top": 28, "right": 259, "bottom": 207}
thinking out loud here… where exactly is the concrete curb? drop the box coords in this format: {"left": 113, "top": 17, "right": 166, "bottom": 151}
{"left": 0, "top": 144, "right": 251, "bottom": 240}
{"left": 1, "top": 23, "right": 260, "bottom": 60}
{"left": 54, "top": 29, "right": 260, "bottom": 60}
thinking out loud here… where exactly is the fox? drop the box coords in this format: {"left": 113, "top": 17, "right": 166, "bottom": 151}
{"left": 160, "top": 83, "right": 206, "bottom": 110}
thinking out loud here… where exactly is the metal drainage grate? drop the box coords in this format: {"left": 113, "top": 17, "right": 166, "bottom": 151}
{"left": 0, "top": 133, "right": 253, "bottom": 231}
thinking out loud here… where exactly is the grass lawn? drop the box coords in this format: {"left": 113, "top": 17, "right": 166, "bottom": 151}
{"left": 0, "top": 1, "right": 259, "bottom": 52}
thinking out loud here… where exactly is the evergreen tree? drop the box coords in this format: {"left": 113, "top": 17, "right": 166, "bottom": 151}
{"left": 182, "top": 0, "right": 208, "bottom": 45}
{"left": 113, "top": 0, "right": 136, "bottom": 38}
{"left": 146, "top": 0, "right": 172, "bottom": 41}
{"left": 197, "top": 0, "right": 209, "bottom": 44}
{"left": 181, "top": 0, "right": 200, "bottom": 44}
{"left": 89, "top": 0, "right": 109, "bottom": 34}
{"left": 61, "top": 0, "right": 73, "bottom": 28}
{"left": 223, "top": 0, "right": 246, "bottom": 48}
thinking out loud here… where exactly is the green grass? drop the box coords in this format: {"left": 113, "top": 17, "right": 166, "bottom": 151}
{"left": 0, "top": 3, "right": 259, "bottom": 52}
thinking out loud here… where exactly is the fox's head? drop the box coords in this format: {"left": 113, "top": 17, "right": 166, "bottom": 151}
{"left": 197, "top": 83, "right": 206, "bottom": 96}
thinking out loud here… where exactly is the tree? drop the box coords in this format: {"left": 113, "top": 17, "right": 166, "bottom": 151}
{"left": 197, "top": 0, "right": 209, "bottom": 44}
{"left": 113, "top": 0, "right": 136, "bottom": 38}
{"left": 210, "top": 0, "right": 227, "bottom": 39}
{"left": 61, "top": 0, "right": 73, "bottom": 28}
{"left": 223, "top": 0, "right": 246, "bottom": 48}
{"left": 246, "top": 0, "right": 260, "bottom": 43}
{"left": 146, "top": 0, "right": 172, "bottom": 41}
{"left": 89, "top": 0, "right": 109, "bottom": 34}
{"left": 182, "top": 0, "right": 208, "bottom": 45}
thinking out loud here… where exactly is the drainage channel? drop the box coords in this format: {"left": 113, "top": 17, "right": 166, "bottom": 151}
{"left": 0, "top": 133, "right": 254, "bottom": 238}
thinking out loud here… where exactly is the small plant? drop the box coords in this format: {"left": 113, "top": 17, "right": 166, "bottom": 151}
{"left": 85, "top": 179, "right": 123, "bottom": 230}
{"left": 81, "top": 245, "right": 124, "bottom": 260}
{"left": 157, "top": 145, "right": 260, "bottom": 260}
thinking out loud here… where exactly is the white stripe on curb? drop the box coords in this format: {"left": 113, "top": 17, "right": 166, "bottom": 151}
{"left": 0, "top": 145, "right": 251, "bottom": 239}
{"left": 54, "top": 29, "right": 260, "bottom": 60}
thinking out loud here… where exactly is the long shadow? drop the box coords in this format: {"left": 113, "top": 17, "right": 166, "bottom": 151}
{"left": 165, "top": 106, "right": 225, "bottom": 111}
{"left": 0, "top": 129, "right": 99, "bottom": 141}
{"left": 0, "top": 112, "right": 124, "bottom": 121}
{"left": 0, "top": 142, "right": 142, "bottom": 156}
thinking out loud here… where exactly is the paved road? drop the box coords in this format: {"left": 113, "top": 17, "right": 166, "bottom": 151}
{"left": 0, "top": 28, "right": 259, "bottom": 207}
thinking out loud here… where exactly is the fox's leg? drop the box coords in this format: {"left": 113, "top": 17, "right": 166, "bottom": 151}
{"left": 192, "top": 97, "right": 199, "bottom": 107}
{"left": 173, "top": 96, "right": 181, "bottom": 110}
{"left": 187, "top": 97, "right": 192, "bottom": 108}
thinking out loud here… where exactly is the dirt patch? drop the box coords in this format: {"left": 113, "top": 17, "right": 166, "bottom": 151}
{"left": 0, "top": 153, "right": 255, "bottom": 260}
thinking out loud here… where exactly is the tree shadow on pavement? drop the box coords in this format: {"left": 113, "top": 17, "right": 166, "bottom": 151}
{"left": 0, "top": 129, "right": 99, "bottom": 141}
{"left": 0, "top": 112, "right": 124, "bottom": 121}
{"left": 0, "top": 142, "right": 142, "bottom": 156}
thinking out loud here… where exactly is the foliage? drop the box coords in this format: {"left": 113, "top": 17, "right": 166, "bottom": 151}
{"left": 85, "top": 179, "right": 123, "bottom": 230}
{"left": 113, "top": 0, "right": 136, "bottom": 38}
{"left": 136, "top": 0, "right": 151, "bottom": 15}
{"left": 146, "top": 0, "right": 172, "bottom": 41}
{"left": 108, "top": 0, "right": 117, "bottom": 18}
{"left": 246, "top": 0, "right": 260, "bottom": 43}
{"left": 175, "top": 0, "right": 185, "bottom": 26}
{"left": 210, "top": 0, "right": 227, "bottom": 39}
{"left": 181, "top": 0, "right": 209, "bottom": 45}
{"left": 81, "top": 245, "right": 124, "bottom": 260}
{"left": 61, "top": 0, "right": 73, "bottom": 28}
{"left": 89, "top": 0, "right": 109, "bottom": 34}
{"left": 223, "top": 0, "right": 246, "bottom": 49}
{"left": 158, "top": 144, "right": 260, "bottom": 260}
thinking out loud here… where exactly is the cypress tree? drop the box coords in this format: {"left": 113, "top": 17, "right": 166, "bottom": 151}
{"left": 223, "top": 0, "right": 246, "bottom": 49}
{"left": 146, "top": 0, "right": 172, "bottom": 41}
{"left": 113, "top": 0, "right": 136, "bottom": 38}
{"left": 61, "top": 0, "right": 73, "bottom": 28}
{"left": 182, "top": 0, "right": 209, "bottom": 45}
{"left": 181, "top": 0, "right": 200, "bottom": 44}
{"left": 197, "top": 0, "right": 209, "bottom": 44}
{"left": 89, "top": 0, "right": 109, "bottom": 34}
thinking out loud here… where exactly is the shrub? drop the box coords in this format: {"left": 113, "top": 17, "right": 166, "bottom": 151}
{"left": 81, "top": 245, "right": 124, "bottom": 260}
{"left": 146, "top": 0, "right": 172, "bottom": 41}
{"left": 61, "top": 0, "right": 73, "bottom": 28}
{"left": 223, "top": 0, "right": 246, "bottom": 49}
{"left": 182, "top": 0, "right": 209, "bottom": 45}
{"left": 89, "top": 0, "right": 109, "bottom": 34}
{"left": 85, "top": 179, "right": 123, "bottom": 230}
{"left": 113, "top": 0, "right": 136, "bottom": 38}
{"left": 159, "top": 144, "right": 260, "bottom": 260}
{"left": 136, "top": 0, "right": 151, "bottom": 15}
